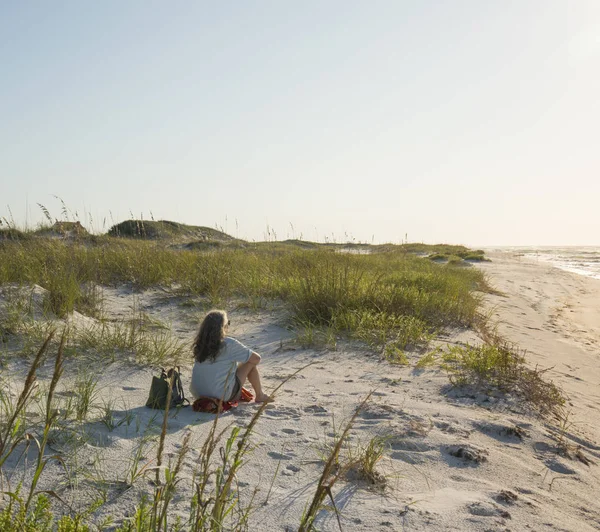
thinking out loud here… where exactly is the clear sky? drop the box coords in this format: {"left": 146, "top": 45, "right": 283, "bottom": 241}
{"left": 1, "top": 1, "right": 598, "bottom": 245}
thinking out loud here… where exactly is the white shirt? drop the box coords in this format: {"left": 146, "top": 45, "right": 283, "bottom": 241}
{"left": 190, "top": 337, "right": 252, "bottom": 400}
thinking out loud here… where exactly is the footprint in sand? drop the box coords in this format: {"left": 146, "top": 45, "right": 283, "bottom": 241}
{"left": 359, "top": 403, "right": 395, "bottom": 420}
{"left": 281, "top": 428, "right": 297, "bottom": 435}
{"left": 390, "top": 439, "right": 435, "bottom": 464}
{"left": 435, "top": 420, "right": 472, "bottom": 438}
{"left": 474, "top": 421, "right": 529, "bottom": 442}
{"left": 533, "top": 441, "right": 555, "bottom": 454}
{"left": 264, "top": 406, "right": 301, "bottom": 419}
{"left": 325, "top": 431, "right": 355, "bottom": 440}
{"left": 303, "top": 405, "right": 328, "bottom": 415}
{"left": 495, "top": 490, "right": 519, "bottom": 505}
{"left": 390, "top": 451, "right": 430, "bottom": 465}
{"left": 233, "top": 408, "right": 254, "bottom": 418}
{"left": 445, "top": 444, "right": 488, "bottom": 464}
{"left": 545, "top": 459, "right": 576, "bottom": 475}
{"left": 268, "top": 451, "right": 294, "bottom": 460}
{"left": 390, "top": 438, "right": 435, "bottom": 452}
{"left": 449, "top": 474, "right": 470, "bottom": 483}
{"left": 358, "top": 419, "right": 385, "bottom": 426}
{"left": 467, "top": 502, "right": 510, "bottom": 519}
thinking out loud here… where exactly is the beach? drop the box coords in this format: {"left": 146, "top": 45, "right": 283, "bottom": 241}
{"left": 4, "top": 2, "right": 599, "bottom": 528}
{"left": 480, "top": 251, "right": 600, "bottom": 432}
{"left": 1, "top": 249, "right": 599, "bottom": 531}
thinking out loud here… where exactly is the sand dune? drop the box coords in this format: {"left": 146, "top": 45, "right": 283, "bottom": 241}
{"left": 1, "top": 251, "right": 599, "bottom": 530}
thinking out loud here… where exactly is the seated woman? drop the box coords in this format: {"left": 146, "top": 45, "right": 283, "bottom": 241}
{"left": 190, "top": 310, "right": 272, "bottom": 403}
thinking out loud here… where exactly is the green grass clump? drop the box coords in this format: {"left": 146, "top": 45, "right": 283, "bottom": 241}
{"left": 427, "top": 253, "right": 448, "bottom": 261}
{"left": 347, "top": 435, "right": 388, "bottom": 489}
{"left": 446, "top": 255, "right": 464, "bottom": 265}
{"left": 427, "top": 249, "right": 488, "bottom": 263}
{"left": 0, "top": 228, "right": 31, "bottom": 241}
{"left": 0, "top": 493, "right": 90, "bottom": 532}
{"left": 72, "top": 311, "right": 186, "bottom": 366}
{"left": 333, "top": 310, "right": 431, "bottom": 351}
{"left": 42, "top": 269, "right": 82, "bottom": 317}
{"left": 383, "top": 344, "right": 409, "bottom": 365}
{"left": 415, "top": 349, "right": 440, "bottom": 368}
{"left": 395, "top": 243, "right": 473, "bottom": 255}
{"left": 443, "top": 340, "right": 564, "bottom": 416}
{"left": 286, "top": 250, "right": 486, "bottom": 329}
{"left": 462, "top": 251, "right": 488, "bottom": 261}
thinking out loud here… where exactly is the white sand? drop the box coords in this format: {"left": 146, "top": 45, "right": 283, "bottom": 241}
{"left": 1, "top": 251, "right": 599, "bottom": 530}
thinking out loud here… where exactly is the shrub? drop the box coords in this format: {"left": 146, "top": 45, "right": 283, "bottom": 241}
{"left": 447, "top": 255, "right": 464, "bottom": 265}
{"left": 427, "top": 253, "right": 447, "bottom": 261}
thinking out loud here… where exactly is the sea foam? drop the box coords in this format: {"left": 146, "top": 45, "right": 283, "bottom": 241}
{"left": 497, "top": 247, "right": 600, "bottom": 280}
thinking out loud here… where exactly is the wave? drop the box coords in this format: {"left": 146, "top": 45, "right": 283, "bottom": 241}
{"left": 497, "top": 247, "right": 600, "bottom": 280}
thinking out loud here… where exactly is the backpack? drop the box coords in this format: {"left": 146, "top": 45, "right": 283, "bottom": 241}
{"left": 146, "top": 367, "right": 189, "bottom": 409}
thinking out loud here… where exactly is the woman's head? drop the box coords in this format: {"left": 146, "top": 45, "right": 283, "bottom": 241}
{"left": 193, "top": 310, "right": 229, "bottom": 363}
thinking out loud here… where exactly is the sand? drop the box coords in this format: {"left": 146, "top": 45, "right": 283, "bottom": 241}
{"left": 1, "top": 251, "right": 599, "bottom": 530}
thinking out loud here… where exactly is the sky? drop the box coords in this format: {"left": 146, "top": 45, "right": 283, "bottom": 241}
{"left": 1, "top": 1, "right": 599, "bottom": 246}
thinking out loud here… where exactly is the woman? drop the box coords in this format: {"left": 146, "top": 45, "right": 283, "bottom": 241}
{"left": 190, "top": 310, "right": 271, "bottom": 403}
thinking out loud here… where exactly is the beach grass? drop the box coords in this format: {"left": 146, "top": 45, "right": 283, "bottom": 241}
{"left": 442, "top": 337, "right": 565, "bottom": 416}
{"left": 299, "top": 392, "right": 373, "bottom": 532}
{"left": 0, "top": 225, "right": 573, "bottom": 530}
{"left": 0, "top": 237, "right": 490, "bottom": 357}
{"left": 0, "top": 324, "right": 331, "bottom": 531}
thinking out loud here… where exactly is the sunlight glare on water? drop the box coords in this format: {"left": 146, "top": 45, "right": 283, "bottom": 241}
{"left": 494, "top": 247, "right": 600, "bottom": 280}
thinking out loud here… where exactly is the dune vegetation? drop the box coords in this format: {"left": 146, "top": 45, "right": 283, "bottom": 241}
{"left": 0, "top": 220, "right": 566, "bottom": 530}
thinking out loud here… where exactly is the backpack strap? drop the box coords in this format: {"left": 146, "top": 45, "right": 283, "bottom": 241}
{"left": 168, "top": 366, "right": 189, "bottom": 407}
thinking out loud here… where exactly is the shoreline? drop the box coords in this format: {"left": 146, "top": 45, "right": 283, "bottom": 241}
{"left": 479, "top": 251, "right": 600, "bottom": 429}
{"left": 483, "top": 246, "right": 600, "bottom": 281}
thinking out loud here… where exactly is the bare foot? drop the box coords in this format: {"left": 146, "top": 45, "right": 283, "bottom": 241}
{"left": 255, "top": 393, "right": 274, "bottom": 403}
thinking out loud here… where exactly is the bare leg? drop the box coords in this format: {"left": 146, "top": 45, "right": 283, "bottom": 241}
{"left": 236, "top": 363, "right": 272, "bottom": 402}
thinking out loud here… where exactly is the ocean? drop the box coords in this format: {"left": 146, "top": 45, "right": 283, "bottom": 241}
{"left": 491, "top": 247, "right": 600, "bottom": 281}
